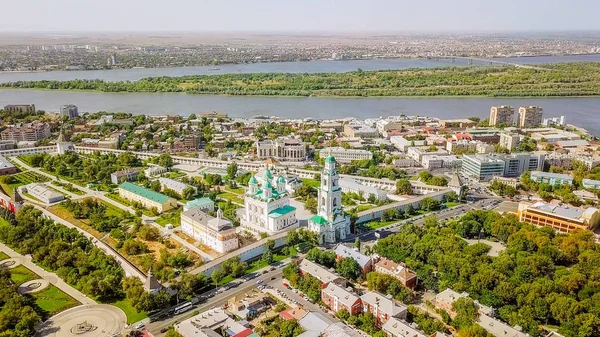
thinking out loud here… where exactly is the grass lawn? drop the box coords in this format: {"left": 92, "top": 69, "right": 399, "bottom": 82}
{"left": 301, "top": 178, "right": 320, "bottom": 188}
{"left": 10, "top": 265, "right": 39, "bottom": 285}
{"left": 445, "top": 202, "right": 460, "bottom": 208}
{"left": 51, "top": 180, "right": 85, "bottom": 195}
{"left": 156, "top": 208, "right": 182, "bottom": 227}
{"left": 0, "top": 251, "right": 9, "bottom": 260}
{"left": 224, "top": 186, "right": 244, "bottom": 195}
{"left": 107, "top": 297, "right": 148, "bottom": 324}
{"left": 355, "top": 204, "right": 374, "bottom": 212}
{"left": 33, "top": 285, "right": 80, "bottom": 317}
{"left": 218, "top": 192, "right": 244, "bottom": 204}
{"left": 362, "top": 220, "right": 398, "bottom": 230}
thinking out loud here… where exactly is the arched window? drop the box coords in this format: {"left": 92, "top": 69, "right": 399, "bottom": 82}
{"left": 333, "top": 197, "right": 337, "bottom": 207}
{"left": 322, "top": 197, "right": 326, "bottom": 206}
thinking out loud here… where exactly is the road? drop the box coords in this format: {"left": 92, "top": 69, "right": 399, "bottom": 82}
{"left": 0, "top": 241, "right": 96, "bottom": 305}
{"left": 270, "top": 280, "right": 339, "bottom": 323}
{"left": 10, "top": 156, "right": 214, "bottom": 262}
{"left": 146, "top": 264, "right": 288, "bottom": 336}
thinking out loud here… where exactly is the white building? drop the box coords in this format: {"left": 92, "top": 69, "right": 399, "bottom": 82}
{"left": 158, "top": 177, "right": 196, "bottom": 195}
{"left": 339, "top": 178, "right": 387, "bottom": 201}
{"left": 499, "top": 133, "right": 520, "bottom": 152}
{"left": 181, "top": 208, "right": 238, "bottom": 254}
{"left": 145, "top": 165, "right": 167, "bottom": 177}
{"left": 542, "top": 116, "right": 566, "bottom": 127}
{"left": 241, "top": 168, "right": 298, "bottom": 235}
{"left": 19, "top": 183, "right": 64, "bottom": 204}
{"left": 308, "top": 155, "right": 351, "bottom": 245}
{"left": 255, "top": 138, "right": 306, "bottom": 161}
{"left": 319, "top": 147, "right": 372, "bottom": 164}
{"left": 421, "top": 155, "right": 462, "bottom": 170}
{"left": 390, "top": 136, "right": 426, "bottom": 152}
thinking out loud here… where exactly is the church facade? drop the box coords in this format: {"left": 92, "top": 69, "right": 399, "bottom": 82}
{"left": 241, "top": 168, "right": 299, "bottom": 235}
{"left": 308, "top": 155, "right": 351, "bottom": 244}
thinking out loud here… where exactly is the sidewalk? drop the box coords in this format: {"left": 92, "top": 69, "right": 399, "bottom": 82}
{"left": 0, "top": 241, "right": 96, "bottom": 305}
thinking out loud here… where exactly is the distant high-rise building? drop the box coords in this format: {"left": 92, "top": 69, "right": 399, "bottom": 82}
{"left": 111, "top": 55, "right": 117, "bottom": 65}
{"left": 489, "top": 106, "right": 514, "bottom": 126}
{"left": 59, "top": 104, "right": 79, "bottom": 119}
{"left": 3, "top": 104, "right": 35, "bottom": 114}
{"left": 518, "top": 106, "right": 543, "bottom": 128}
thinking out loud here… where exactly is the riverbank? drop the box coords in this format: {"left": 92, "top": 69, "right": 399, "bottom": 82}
{"left": 2, "top": 62, "right": 600, "bottom": 98}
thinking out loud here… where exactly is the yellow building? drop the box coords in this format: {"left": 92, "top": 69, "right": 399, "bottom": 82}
{"left": 118, "top": 181, "right": 177, "bottom": 213}
{"left": 517, "top": 202, "right": 600, "bottom": 234}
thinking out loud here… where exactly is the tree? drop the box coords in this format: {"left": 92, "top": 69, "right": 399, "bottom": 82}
{"left": 421, "top": 197, "right": 441, "bottom": 212}
{"left": 266, "top": 239, "right": 275, "bottom": 252}
{"left": 336, "top": 257, "right": 362, "bottom": 281}
{"left": 354, "top": 238, "right": 361, "bottom": 251}
{"left": 157, "top": 153, "right": 173, "bottom": 168}
{"left": 226, "top": 162, "right": 238, "bottom": 180}
{"left": 305, "top": 196, "right": 318, "bottom": 214}
{"left": 396, "top": 179, "right": 413, "bottom": 195}
{"left": 262, "top": 250, "right": 274, "bottom": 264}
{"left": 211, "top": 269, "right": 225, "bottom": 288}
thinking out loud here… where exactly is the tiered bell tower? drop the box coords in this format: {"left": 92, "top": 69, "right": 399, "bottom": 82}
{"left": 318, "top": 154, "right": 342, "bottom": 221}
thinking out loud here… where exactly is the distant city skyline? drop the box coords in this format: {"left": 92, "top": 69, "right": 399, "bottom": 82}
{"left": 1, "top": 0, "right": 599, "bottom": 33}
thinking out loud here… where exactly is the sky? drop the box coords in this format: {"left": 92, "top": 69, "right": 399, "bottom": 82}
{"left": 1, "top": 0, "right": 598, "bottom": 32}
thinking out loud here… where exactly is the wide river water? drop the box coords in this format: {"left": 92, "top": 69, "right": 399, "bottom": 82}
{"left": 0, "top": 55, "right": 599, "bottom": 135}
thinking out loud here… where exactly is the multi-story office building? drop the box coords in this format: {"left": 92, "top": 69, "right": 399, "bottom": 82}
{"left": 319, "top": 147, "right": 372, "bottom": 164}
{"left": 530, "top": 171, "right": 573, "bottom": 186}
{"left": 118, "top": 182, "right": 177, "bottom": 213}
{"left": 462, "top": 153, "right": 543, "bottom": 181}
{"left": 518, "top": 106, "right": 543, "bottom": 128}
{"left": 499, "top": 133, "right": 520, "bottom": 152}
{"left": 517, "top": 202, "right": 600, "bottom": 234}
{"left": 3, "top": 104, "right": 35, "bottom": 114}
{"left": 60, "top": 104, "right": 79, "bottom": 119}
{"left": 489, "top": 106, "right": 515, "bottom": 126}
{"left": 180, "top": 208, "right": 238, "bottom": 253}
{"left": 0, "top": 123, "right": 51, "bottom": 142}
{"left": 256, "top": 138, "right": 306, "bottom": 161}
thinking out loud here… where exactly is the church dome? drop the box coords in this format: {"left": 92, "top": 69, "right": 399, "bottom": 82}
{"left": 325, "top": 155, "right": 336, "bottom": 163}
{"left": 249, "top": 176, "right": 258, "bottom": 185}
{"left": 277, "top": 176, "right": 286, "bottom": 184}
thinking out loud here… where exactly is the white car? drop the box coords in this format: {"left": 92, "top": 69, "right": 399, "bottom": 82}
{"left": 134, "top": 323, "right": 145, "bottom": 330}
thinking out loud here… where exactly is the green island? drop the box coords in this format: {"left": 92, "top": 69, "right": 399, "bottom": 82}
{"left": 2, "top": 62, "right": 600, "bottom": 97}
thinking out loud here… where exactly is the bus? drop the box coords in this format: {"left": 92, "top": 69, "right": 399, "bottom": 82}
{"left": 173, "top": 302, "right": 193, "bottom": 315}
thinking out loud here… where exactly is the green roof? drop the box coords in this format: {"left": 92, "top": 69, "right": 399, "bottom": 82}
{"left": 277, "top": 176, "right": 286, "bottom": 184}
{"left": 186, "top": 197, "right": 214, "bottom": 208}
{"left": 325, "top": 155, "right": 336, "bottom": 163}
{"left": 263, "top": 169, "right": 273, "bottom": 180}
{"left": 309, "top": 215, "right": 329, "bottom": 226}
{"left": 252, "top": 188, "right": 283, "bottom": 202}
{"left": 119, "top": 181, "right": 170, "bottom": 204}
{"left": 249, "top": 176, "right": 258, "bottom": 185}
{"left": 268, "top": 205, "right": 297, "bottom": 218}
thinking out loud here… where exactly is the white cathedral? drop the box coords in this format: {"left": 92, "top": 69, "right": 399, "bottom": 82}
{"left": 241, "top": 168, "right": 299, "bottom": 236}
{"left": 308, "top": 154, "right": 351, "bottom": 244}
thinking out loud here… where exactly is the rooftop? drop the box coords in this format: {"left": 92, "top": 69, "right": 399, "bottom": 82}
{"left": 382, "top": 318, "right": 426, "bottom": 337}
{"left": 268, "top": 205, "right": 296, "bottom": 218}
{"left": 322, "top": 283, "right": 359, "bottom": 308}
{"left": 525, "top": 202, "right": 598, "bottom": 221}
{"left": 360, "top": 291, "right": 407, "bottom": 317}
{"left": 477, "top": 314, "right": 529, "bottom": 337}
{"left": 0, "top": 156, "right": 15, "bottom": 170}
{"left": 119, "top": 181, "right": 170, "bottom": 204}
{"left": 530, "top": 171, "right": 573, "bottom": 180}
{"left": 185, "top": 197, "right": 214, "bottom": 209}
{"left": 334, "top": 245, "right": 371, "bottom": 268}
{"left": 299, "top": 259, "right": 340, "bottom": 284}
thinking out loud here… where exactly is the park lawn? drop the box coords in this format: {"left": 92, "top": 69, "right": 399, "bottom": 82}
{"left": 445, "top": 202, "right": 460, "bottom": 208}
{"left": 0, "top": 251, "right": 9, "bottom": 260}
{"left": 10, "top": 265, "right": 39, "bottom": 286}
{"left": 355, "top": 204, "right": 374, "bottom": 212}
{"left": 301, "top": 178, "right": 320, "bottom": 188}
{"left": 218, "top": 192, "right": 244, "bottom": 204}
{"left": 155, "top": 208, "right": 182, "bottom": 227}
{"left": 107, "top": 297, "right": 148, "bottom": 324}
{"left": 50, "top": 181, "right": 85, "bottom": 196}
{"left": 363, "top": 220, "right": 398, "bottom": 230}
{"left": 33, "top": 285, "right": 80, "bottom": 317}
{"left": 99, "top": 199, "right": 129, "bottom": 217}
{"left": 48, "top": 203, "right": 104, "bottom": 239}
{"left": 224, "top": 186, "right": 244, "bottom": 195}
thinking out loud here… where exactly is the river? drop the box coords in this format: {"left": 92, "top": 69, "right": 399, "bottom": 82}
{"left": 0, "top": 54, "right": 599, "bottom": 83}
{"left": 1, "top": 89, "right": 599, "bottom": 136}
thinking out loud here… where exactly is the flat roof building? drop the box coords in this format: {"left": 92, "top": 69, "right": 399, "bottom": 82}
{"left": 530, "top": 171, "right": 573, "bottom": 186}
{"left": 489, "top": 106, "right": 515, "bottom": 126}
{"left": 319, "top": 147, "right": 373, "bottom": 164}
{"left": 0, "top": 156, "right": 17, "bottom": 175}
{"left": 518, "top": 202, "right": 600, "bottom": 234}
{"left": 20, "top": 183, "right": 64, "bottom": 204}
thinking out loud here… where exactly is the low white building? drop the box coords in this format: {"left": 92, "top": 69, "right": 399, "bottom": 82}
{"left": 19, "top": 183, "right": 64, "bottom": 204}
{"left": 256, "top": 138, "right": 306, "bottom": 161}
{"left": 158, "top": 177, "right": 196, "bottom": 195}
{"left": 181, "top": 208, "right": 238, "bottom": 254}
{"left": 146, "top": 165, "right": 167, "bottom": 177}
{"left": 319, "top": 147, "right": 373, "bottom": 164}
{"left": 421, "top": 155, "right": 462, "bottom": 170}
{"left": 339, "top": 178, "right": 387, "bottom": 201}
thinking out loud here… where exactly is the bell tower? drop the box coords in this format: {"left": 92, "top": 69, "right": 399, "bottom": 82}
{"left": 318, "top": 154, "right": 342, "bottom": 221}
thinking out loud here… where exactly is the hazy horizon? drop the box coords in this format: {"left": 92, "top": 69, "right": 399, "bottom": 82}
{"left": 1, "top": 0, "right": 599, "bottom": 33}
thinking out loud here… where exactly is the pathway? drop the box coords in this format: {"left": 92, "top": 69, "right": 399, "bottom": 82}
{"left": 0, "top": 241, "right": 96, "bottom": 305}
{"left": 11, "top": 157, "right": 214, "bottom": 262}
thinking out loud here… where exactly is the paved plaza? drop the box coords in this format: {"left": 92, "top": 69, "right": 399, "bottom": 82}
{"left": 37, "top": 304, "right": 127, "bottom": 337}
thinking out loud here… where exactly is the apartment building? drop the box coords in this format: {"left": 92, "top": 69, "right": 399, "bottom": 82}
{"left": 529, "top": 171, "right": 573, "bottom": 186}
{"left": 360, "top": 291, "right": 408, "bottom": 327}
{"left": 373, "top": 257, "right": 418, "bottom": 289}
{"left": 319, "top": 147, "right": 373, "bottom": 164}
{"left": 334, "top": 245, "right": 372, "bottom": 276}
{"left": 110, "top": 168, "right": 140, "bottom": 185}
{"left": 3, "top": 104, "right": 35, "bottom": 113}
{"left": 1, "top": 123, "right": 51, "bottom": 142}
{"left": 421, "top": 155, "right": 462, "bottom": 171}
{"left": 517, "top": 202, "right": 600, "bottom": 234}
{"left": 118, "top": 182, "right": 177, "bottom": 213}
{"left": 391, "top": 136, "right": 427, "bottom": 152}
{"left": 183, "top": 135, "right": 200, "bottom": 150}
{"left": 499, "top": 133, "right": 520, "bottom": 152}
{"left": 518, "top": 106, "right": 543, "bottom": 128}
{"left": 489, "top": 106, "right": 515, "bottom": 126}
{"left": 382, "top": 317, "right": 427, "bottom": 337}
{"left": 60, "top": 104, "right": 79, "bottom": 119}
{"left": 477, "top": 314, "right": 528, "bottom": 337}
{"left": 256, "top": 138, "right": 306, "bottom": 161}
{"left": 299, "top": 259, "right": 346, "bottom": 288}
{"left": 321, "top": 283, "right": 361, "bottom": 315}
{"left": 180, "top": 208, "right": 238, "bottom": 254}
